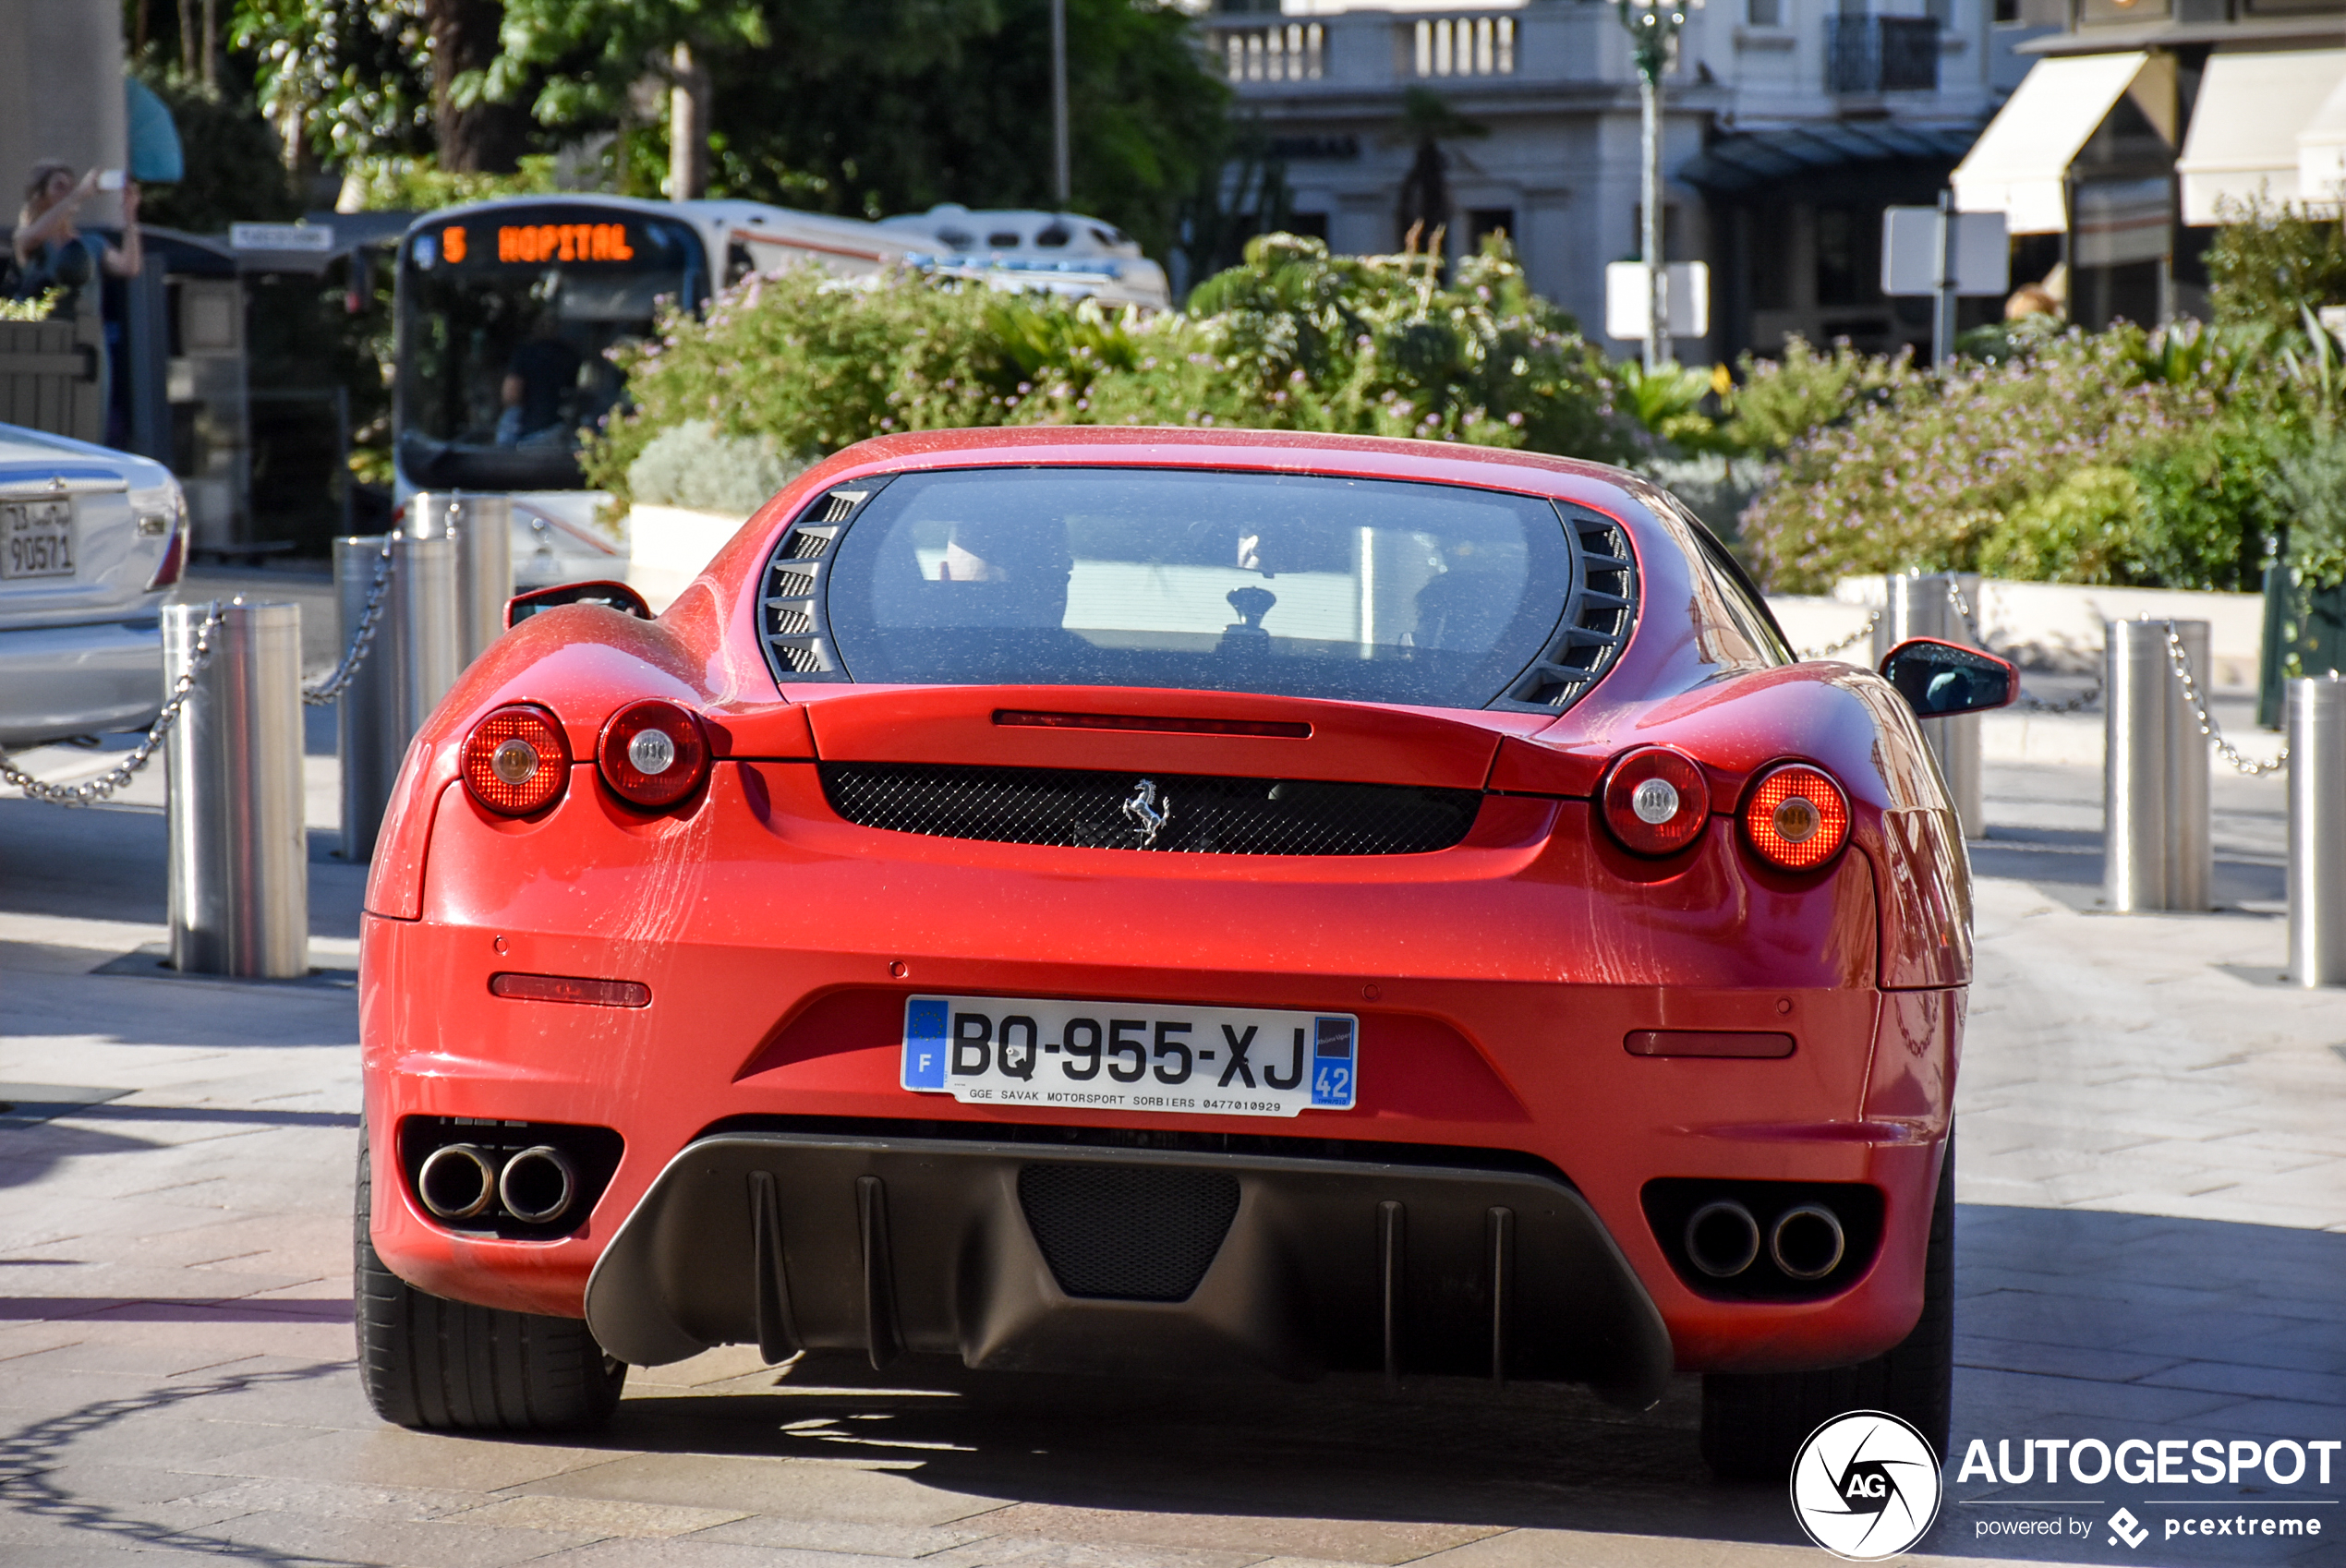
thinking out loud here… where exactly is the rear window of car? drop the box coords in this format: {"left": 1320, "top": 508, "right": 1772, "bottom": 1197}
{"left": 821, "top": 468, "right": 1576, "bottom": 708}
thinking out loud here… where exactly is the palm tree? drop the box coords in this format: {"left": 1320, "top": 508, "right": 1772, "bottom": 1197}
{"left": 1393, "top": 88, "right": 1487, "bottom": 254}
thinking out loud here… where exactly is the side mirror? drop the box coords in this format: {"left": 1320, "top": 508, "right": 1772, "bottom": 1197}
{"left": 505, "top": 580, "right": 652, "bottom": 629}
{"left": 1879, "top": 637, "right": 2017, "bottom": 718}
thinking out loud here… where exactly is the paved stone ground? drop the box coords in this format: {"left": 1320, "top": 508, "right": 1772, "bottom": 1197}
{"left": 0, "top": 704, "right": 2340, "bottom": 1567}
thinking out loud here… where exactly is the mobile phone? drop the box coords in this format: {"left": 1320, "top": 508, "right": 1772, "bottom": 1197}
{"left": 96, "top": 169, "right": 125, "bottom": 191}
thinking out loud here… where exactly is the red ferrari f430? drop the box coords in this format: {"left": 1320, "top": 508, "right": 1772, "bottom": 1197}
{"left": 356, "top": 428, "right": 2013, "bottom": 1476}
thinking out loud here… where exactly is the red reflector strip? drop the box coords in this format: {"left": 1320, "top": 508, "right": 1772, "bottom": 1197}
{"left": 1624, "top": 1030, "right": 1795, "bottom": 1058}
{"left": 994, "top": 710, "right": 1312, "bottom": 739}
{"left": 490, "top": 972, "right": 651, "bottom": 1008}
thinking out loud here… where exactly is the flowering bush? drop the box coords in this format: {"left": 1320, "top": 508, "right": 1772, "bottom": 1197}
{"left": 1736, "top": 323, "right": 2286, "bottom": 593}
{"left": 583, "top": 234, "right": 1634, "bottom": 508}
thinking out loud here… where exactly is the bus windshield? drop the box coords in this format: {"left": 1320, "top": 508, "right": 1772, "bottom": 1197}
{"left": 395, "top": 205, "right": 708, "bottom": 491}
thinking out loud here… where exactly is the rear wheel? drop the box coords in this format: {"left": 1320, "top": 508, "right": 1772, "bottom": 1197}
{"left": 354, "top": 1127, "right": 625, "bottom": 1431}
{"left": 1699, "top": 1133, "right": 1953, "bottom": 1481}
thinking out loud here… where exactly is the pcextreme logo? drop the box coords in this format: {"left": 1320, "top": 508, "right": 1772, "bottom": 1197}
{"left": 1790, "top": 1411, "right": 1945, "bottom": 1561}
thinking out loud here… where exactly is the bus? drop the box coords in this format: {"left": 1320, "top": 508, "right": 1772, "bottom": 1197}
{"left": 392, "top": 195, "right": 1170, "bottom": 589}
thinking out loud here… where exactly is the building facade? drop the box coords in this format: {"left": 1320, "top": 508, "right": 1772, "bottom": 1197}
{"left": 1952, "top": 0, "right": 2346, "bottom": 329}
{"left": 1202, "top": 0, "right": 2041, "bottom": 362}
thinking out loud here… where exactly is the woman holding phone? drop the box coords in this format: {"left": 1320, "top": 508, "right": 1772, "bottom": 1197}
{"left": 11, "top": 162, "right": 144, "bottom": 303}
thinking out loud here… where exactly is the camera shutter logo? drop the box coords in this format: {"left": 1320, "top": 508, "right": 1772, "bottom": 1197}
{"left": 1789, "top": 1410, "right": 1944, "bottom": 1561}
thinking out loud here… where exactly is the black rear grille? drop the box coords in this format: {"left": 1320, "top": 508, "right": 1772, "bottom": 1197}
{"left": 1018, "top": 1163, "right": 1240, "bottom": 1301}
{"left": 818, "top": 763, "right": 1481, "bottom": 855}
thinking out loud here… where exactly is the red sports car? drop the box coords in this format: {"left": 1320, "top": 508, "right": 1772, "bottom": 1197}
{"left": 356, "top": 428, "right": 2010, "bottom": 1476}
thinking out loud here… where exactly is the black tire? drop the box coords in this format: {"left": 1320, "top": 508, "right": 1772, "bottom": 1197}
{"left": 1699, "top": 1132, "right": 1953, "bottom": 1482}
{"left": 354, "top": 1126, "right": 626, "bottom": 1431}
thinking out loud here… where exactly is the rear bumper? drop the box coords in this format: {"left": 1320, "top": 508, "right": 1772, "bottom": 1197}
{"left": 362, "top": 759, "right": 1958, "bottom": 1383}
{"left": 0, "top": 617, "right": 163, "bottom": 746}
{"left": 583, "top": 1130, "right": 1675, "bottom": 1405}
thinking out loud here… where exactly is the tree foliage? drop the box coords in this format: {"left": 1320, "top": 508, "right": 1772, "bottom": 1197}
{"left": 128, "top": 65, "right": 305, "bottom": 232}
{"left": 229, "top": 0, "right": 434, "bottom": 167}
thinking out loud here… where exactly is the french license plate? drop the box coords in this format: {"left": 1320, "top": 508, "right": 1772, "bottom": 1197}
{"left": 0, "top": 500, "right": 74, "bottom": 579}
{"left": 901, "top": 995, "right": 1358, "bottom": 1117}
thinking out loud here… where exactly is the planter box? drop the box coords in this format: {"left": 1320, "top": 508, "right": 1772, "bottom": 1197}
{"left": 1766, "top": 577, "right": 2264, "bottom": 692}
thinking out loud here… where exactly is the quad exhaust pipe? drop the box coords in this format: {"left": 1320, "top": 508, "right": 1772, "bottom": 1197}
{"left": 1768, "top": 1203, "right": 1846, "bottom": 1281}
{"left": 1683, "top": 1198, "right": 1846, "bottom": 1281}
{"left": 499, "top": 1145, "right": 578, "bottom": 1224}
{"left": 415, "top": 1141, "right": 578, "bottom": 1225}
{"left": 1685, "top": 1200, "right": 1761, "bottom": 1278}
{"left": 417, "top": 1144, "right": 497, "bottom": 1221}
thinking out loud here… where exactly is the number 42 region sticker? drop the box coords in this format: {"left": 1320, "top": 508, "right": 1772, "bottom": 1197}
{"left": 1309, "top": 1017, "right": 1354, "bottom": 1107}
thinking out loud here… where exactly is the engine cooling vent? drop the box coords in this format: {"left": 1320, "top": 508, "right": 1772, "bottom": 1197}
{"left": 757, "top": 481, "right": 890, "bottom": 684}
{"left": 819, "top": 763, "right": 1481, "bottom": 855}
{"left": 1018, "top": 1164, "right": 1241, "bottom": 1301}
{"left": 1497, "top": 503, "right": 1639, "bottom": 711}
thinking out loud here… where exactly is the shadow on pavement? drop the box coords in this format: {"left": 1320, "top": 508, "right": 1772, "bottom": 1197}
{"left": 1970, "top": 826, "right": 2289, "bottom": 912}
{"left": 0, "top": 1359, "right": 363, "bottom": 1567}
{"left": 0, "top": 1297, "right": 352, "bottom": 1323}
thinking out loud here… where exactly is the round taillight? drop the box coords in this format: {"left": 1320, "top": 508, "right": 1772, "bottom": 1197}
{"left": 598, "top": 699, "right": 708, "bottom": 808}
{"left": 1742, "top": 763, "right": 1851, "bottom": 871}
{"left": 1599, "top": 746, "right": 1711, "bottom": 856}
{"left": 462, "top": 705, "right": 569, "bottom": 816}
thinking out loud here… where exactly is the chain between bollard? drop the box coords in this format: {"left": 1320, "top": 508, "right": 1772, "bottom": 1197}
{"left": 1941, "top": 574, "right": 2105, "bottom": 712}
{"left": 1799, "top": 608, "right": 1881, "bottom": 660}
{"left": 2159, "top": 619, "right": 2288, "bottom": 776}
{"left": 0, "top": 601, "right": 228, "bottom": 805}
{"left": 2013, "top": 679, "right": 2105, "bottom": 714}
{"left": 304, "top": 533, "right": 395, "bottom": 706}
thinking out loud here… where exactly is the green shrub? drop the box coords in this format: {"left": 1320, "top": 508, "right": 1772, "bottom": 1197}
{"left": 0, "top": 289, "right": 64, "bottom": 322}
{"left": 1014, "top": 235, "right": 1632, "bottom": 459}
{"left": 1738, "top": 325, "right": 2246, "bottom": 592}
{"left": 583, "top": 266, "right": 1013, "bottom": 508}
{"left": 2126, "top": 427, "right": 2287, "bottom": 592}
{"left": 1977, "top": 467, "right": 2143, "bottom": 584}
{"left": 586, "top": 233, "right": 1636, "bottom": 507}
{"left": 2205, "top": 194, "right": 2346, "bottom": 334}
{"left": 1723, "top": 336, "right": 1917, "bottom": 456}
{"left": 2276, "top": 431, "right": 2346, "bottom": 591}
{"left": 624, "top": 420, "right": 806, "bottom": 513}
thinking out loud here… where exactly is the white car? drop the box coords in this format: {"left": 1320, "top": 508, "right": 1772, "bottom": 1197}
{"left": 0, "top": 423, "right": 189, "bottom": 748}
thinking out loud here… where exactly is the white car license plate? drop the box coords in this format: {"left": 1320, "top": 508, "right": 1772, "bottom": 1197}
{"left": 901, "top": 995, "right": 1358, "bottom": 1117}
{"left": 0, "top": 500, "right": 74, "bottom": 580}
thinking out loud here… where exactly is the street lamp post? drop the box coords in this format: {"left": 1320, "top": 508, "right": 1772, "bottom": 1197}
{"left": 1050, "top": 0, "right": 1071, "bottom": 207}
{"left": 1613, "top": 0, "right": 1700, "bottom": 371}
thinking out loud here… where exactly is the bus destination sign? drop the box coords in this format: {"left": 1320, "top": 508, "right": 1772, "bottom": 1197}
{"left": 435, "top": 223, "right": 639, "bottom": 266}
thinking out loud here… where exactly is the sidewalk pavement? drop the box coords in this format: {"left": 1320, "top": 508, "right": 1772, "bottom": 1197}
{"left": 0, "top": 727, "right": 2338, "bottom": 1567}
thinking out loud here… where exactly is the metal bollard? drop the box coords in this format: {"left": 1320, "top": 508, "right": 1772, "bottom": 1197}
{"left": 392, "top": 531, "right": 460, "bottom": 741}
{"left": 2104, "top": 619, "right": 2211, "bottom": 912}
{"left": 1872, "top": 573, "right": 1984, "bottom": 836}
{"left": 164, "top": 600, "right": 308, "bottom": 978}
{"left": 334, "top": 532, "right": 458, "bottom": 860}
{"left": 408, "top": 490, "right": 514, "bottom": 666}
{"left": 335, "top": 536, "right": 396, "bottom": 862}
{"left": 2287, "top": 675, "right": 2346, "bottom": 984}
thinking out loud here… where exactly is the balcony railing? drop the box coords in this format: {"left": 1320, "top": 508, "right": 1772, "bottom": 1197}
{"left": 1407, "top": 16, "right": 1518, "bottom": 78}
{"left": 1214, "top": 22, "right": 1326, "bottom": 82}
{"left": 1823, "top": 15, "right": 1938, "bottom": 93}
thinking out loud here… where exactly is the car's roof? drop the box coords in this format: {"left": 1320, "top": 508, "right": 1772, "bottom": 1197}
{"left": 796, "top": 427, "right": 1650, "bottom": 509}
